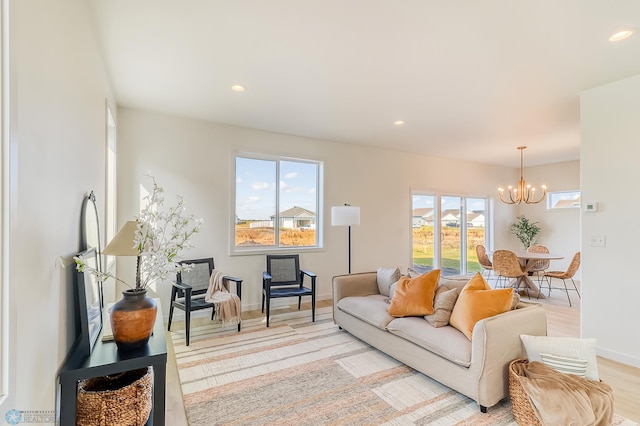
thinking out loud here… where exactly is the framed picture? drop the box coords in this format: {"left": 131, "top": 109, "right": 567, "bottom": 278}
{"left": 76, "top": 247, "right": 103, "bottom": 355}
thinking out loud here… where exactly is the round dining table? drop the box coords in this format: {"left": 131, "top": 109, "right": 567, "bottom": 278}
{"left": 510, "top": 251, "right": 564, "bottom": 298}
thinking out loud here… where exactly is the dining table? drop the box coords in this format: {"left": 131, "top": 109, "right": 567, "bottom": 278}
{"left": 510, "top": 251, "right": 564, "bottom": 298}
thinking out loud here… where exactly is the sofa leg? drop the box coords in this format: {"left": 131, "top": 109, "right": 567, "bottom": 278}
{"left": 480, "top": 405, "right": 487, "bottom": 413}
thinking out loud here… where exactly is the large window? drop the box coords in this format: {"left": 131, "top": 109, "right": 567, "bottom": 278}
{"left": 412, "top": 193, "right": 489, "bottom": 276}
{"left": 233, "top": 153, "right": 322, "bottom": 252}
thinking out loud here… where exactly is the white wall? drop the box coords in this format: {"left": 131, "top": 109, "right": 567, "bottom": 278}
{"left": 513, "top": 160, "right": 582, "bottom": 277}
{"left": 581, "top": 73, "right": 640, "bottom": 367}
{"left": 116, "top": 108, "right": 579, "bottom": 320}
{"left": 2, "top": 0, "right": 114, "bottom": 415}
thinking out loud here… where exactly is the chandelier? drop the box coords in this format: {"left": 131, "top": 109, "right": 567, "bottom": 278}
{"left": 498, "top": 146, "right": 547, "bottom": 204}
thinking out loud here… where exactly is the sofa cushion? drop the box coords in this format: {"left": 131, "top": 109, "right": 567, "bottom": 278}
{"left": 449, "top": 273, "right": 513, "bottom": 341}
{"left": 377, "top": 267, "right": 401, "bottom": 296}
{"left": 424, "top": 285, "right": 459, "bottom": 327}
{"left": 337, "top": 294, "right": 395, "bottom": 330}
{"left": 387, "top": 317, "right": 472, "bottom": 367}
{"left": 388, "top": 269, "right": 440, "bottom": 317}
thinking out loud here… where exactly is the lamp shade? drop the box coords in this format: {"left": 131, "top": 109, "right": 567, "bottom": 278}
{"left": 102, "top": 221, "right": 139, "bottom": 256}
{"left": 331, "top": 206, "right": 360, "bottom": 226}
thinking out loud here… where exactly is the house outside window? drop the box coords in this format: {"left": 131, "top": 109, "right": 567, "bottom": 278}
{"left": 233, "top": 153, "right": 323, "bottom": 253}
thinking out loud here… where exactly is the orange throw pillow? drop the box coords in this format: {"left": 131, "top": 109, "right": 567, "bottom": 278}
{"left": 388, "top": 269, "right": 441, "bottom": 317}
{"left": 449, "top": 273, "right": 513, "bottom": 340}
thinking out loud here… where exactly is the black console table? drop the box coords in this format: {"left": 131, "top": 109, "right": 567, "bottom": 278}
{"left": 59, "top": 302, "right": 167, "bottom": 425}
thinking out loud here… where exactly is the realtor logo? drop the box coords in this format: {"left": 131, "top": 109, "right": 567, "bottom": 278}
{"left": 5, "top": 409, "right": 22, "bottom": 425}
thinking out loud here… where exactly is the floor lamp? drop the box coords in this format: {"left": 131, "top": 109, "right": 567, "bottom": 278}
{"left": 332, "top": 204, "right": 360, "bottom": 274}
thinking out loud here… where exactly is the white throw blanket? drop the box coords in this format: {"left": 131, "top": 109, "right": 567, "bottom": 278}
{"left": 204, "top": 269, "right": 241, "bottom": 327}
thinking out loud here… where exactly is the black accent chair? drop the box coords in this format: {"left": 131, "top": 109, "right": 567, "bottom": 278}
{"left": 262, "top": 254, "right": 316, "bottom": 327}
{"left": 167, "top": 258, "right": 243, "bottom": 346}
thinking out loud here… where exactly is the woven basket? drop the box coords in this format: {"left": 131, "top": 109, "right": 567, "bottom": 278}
{"left": 77, "top": 367, "right": 153, "bottom": 426}
{"left": 508, "top": 359, "right": 541, "bottom": 426}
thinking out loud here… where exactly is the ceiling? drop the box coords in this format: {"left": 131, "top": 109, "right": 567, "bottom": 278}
{"left": 89, "top": 1, "right": 640, "bottom": 167}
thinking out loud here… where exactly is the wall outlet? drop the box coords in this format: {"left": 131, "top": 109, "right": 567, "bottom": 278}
{"left": 590, "top": 235, "right": 606, "bottom": 247}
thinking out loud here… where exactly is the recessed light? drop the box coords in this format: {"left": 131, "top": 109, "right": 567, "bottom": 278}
{"left": 231, "top": 84, "right": 246, "bottom": 92}
{"left": 394, "top": 120, "right": 405, "bottom": 126}
{"left": 609, "top": 29, "right": 634, "bottom": 42}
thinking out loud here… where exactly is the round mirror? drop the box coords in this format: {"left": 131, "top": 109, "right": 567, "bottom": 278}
{"left": 80, "top": 191, "right": 102, "bottom": 274}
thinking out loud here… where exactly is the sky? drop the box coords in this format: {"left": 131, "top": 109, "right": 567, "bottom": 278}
{"left": 236, "top": 157, "right": 318, "bottom": 220}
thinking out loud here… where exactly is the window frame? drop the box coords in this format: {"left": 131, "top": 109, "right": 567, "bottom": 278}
{"left": 0, "top": 0, "right": 9, "bottom": 403}
{"left": 546, "top": 190, "right": 581, "bottom": 210}
{"left": 231, "top": 151, "right": 324, "bottom": 255}
{"left": 411, "top": 191, "right": 492, "bottom": 276}
{"left": 104, "top": 104, "right": 117, "bottom": 272}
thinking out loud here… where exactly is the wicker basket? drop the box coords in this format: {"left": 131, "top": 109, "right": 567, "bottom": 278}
{"left": 76, "top": 367, "right": 153, "bottom": 426}
{"left": 508, "top": 359, "right": 541, "bottom": 426}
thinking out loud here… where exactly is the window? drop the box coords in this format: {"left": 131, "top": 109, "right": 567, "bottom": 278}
{"left": 412, "top": 193, "right": 489, "bottom": 276}
{"left": 105, "top": 105, "right": 116, "bottom": 271}
{"left": 547, "top": 190, "right": 580, "bottom": 209}
{"left": 1, "top": 0, "right": 8, "bottom": 401}
{"left": 233, "top": 153, "right": 322, "bottom": 252}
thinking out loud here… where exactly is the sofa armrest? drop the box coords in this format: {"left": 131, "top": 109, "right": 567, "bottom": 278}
{"left": 332, "top": 272, "right": 379, "bottom": 322}
{"left": 333, "top": 272, "right": 379, "bottom": 301}
{"left": 471, "top": 302, "right": 547, "bottom": 405}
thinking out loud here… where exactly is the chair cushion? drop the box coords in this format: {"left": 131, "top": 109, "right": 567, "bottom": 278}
{"left": 337, "top": 295, "right": 395, "bottom": 330}
{"left": 268, "top": 286, "right": 312, "bottom": 298}
{"left": 387, "top": 317, "right": 472, "bottom": 367}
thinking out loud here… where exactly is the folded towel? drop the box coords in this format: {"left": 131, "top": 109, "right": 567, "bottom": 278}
{"left": 205, "top": 269, "right": 241, "bottom": 327}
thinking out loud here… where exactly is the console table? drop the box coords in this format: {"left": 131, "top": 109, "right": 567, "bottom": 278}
{"left": 58, "top": 301, "right": 167, "bottom": 425}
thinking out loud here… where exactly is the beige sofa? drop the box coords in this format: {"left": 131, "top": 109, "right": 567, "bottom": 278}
{"left": 332, "top": 272, "right": 548, "bottom": 412}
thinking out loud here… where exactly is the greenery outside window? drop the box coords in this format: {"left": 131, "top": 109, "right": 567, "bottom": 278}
{"left": 233, "top": 153, "right": 323, "bottom": 253}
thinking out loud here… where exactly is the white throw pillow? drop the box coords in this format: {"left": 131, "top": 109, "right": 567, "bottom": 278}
{"left": 540, "top": 353, "right": 588, "bottom": 378}
{"left": 520, "top": 334, "right": 599, "bottom": 381}
{"left": 377, "top": 267, "right": 401, "bottom": 297}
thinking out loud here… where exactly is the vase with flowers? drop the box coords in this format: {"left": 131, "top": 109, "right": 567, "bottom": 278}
{"left": 75, "top": 175, "right": 202, "bottom": 351}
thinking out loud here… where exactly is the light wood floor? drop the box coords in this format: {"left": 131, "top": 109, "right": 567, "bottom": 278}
{"left": 164, "top": 281, "right": 640, "bottom": 424}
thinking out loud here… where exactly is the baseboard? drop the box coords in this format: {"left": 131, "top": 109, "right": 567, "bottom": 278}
{"left": 163, "top": 293, "right": 333, "bottom": 324}
{"left": 597, "top": 346, "right": 640, "bottom": 368}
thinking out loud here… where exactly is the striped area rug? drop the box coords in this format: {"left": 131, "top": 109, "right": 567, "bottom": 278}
{"left": 172, "top": 307, "right": 637, "bottom": 426}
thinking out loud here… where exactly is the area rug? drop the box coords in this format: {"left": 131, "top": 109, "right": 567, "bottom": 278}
{"left": 171, "top": 306, "right": 637, "bottom": 426}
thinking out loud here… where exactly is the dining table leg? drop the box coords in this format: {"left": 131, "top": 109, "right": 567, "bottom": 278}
{"left": 517, "top": 259, "right": 545, "bottom": 299}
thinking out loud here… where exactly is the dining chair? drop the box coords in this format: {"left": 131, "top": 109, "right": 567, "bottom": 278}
{"left": 262, "top": 254, "right": 316, "bottom": 327}
{"left": 527, "top": 244, "right": 550, "bottom": 285}
{"left": 492, "top": 250, "right": 529, "bottom": 297}
{"left": 541, "top": 252, "right": 581, "bottom": 306}
{"left": 475, "top": 244, "right": 493, "bottom": 279}
{"left": 167, "top": 258, "right": 243, "bottom": 346}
